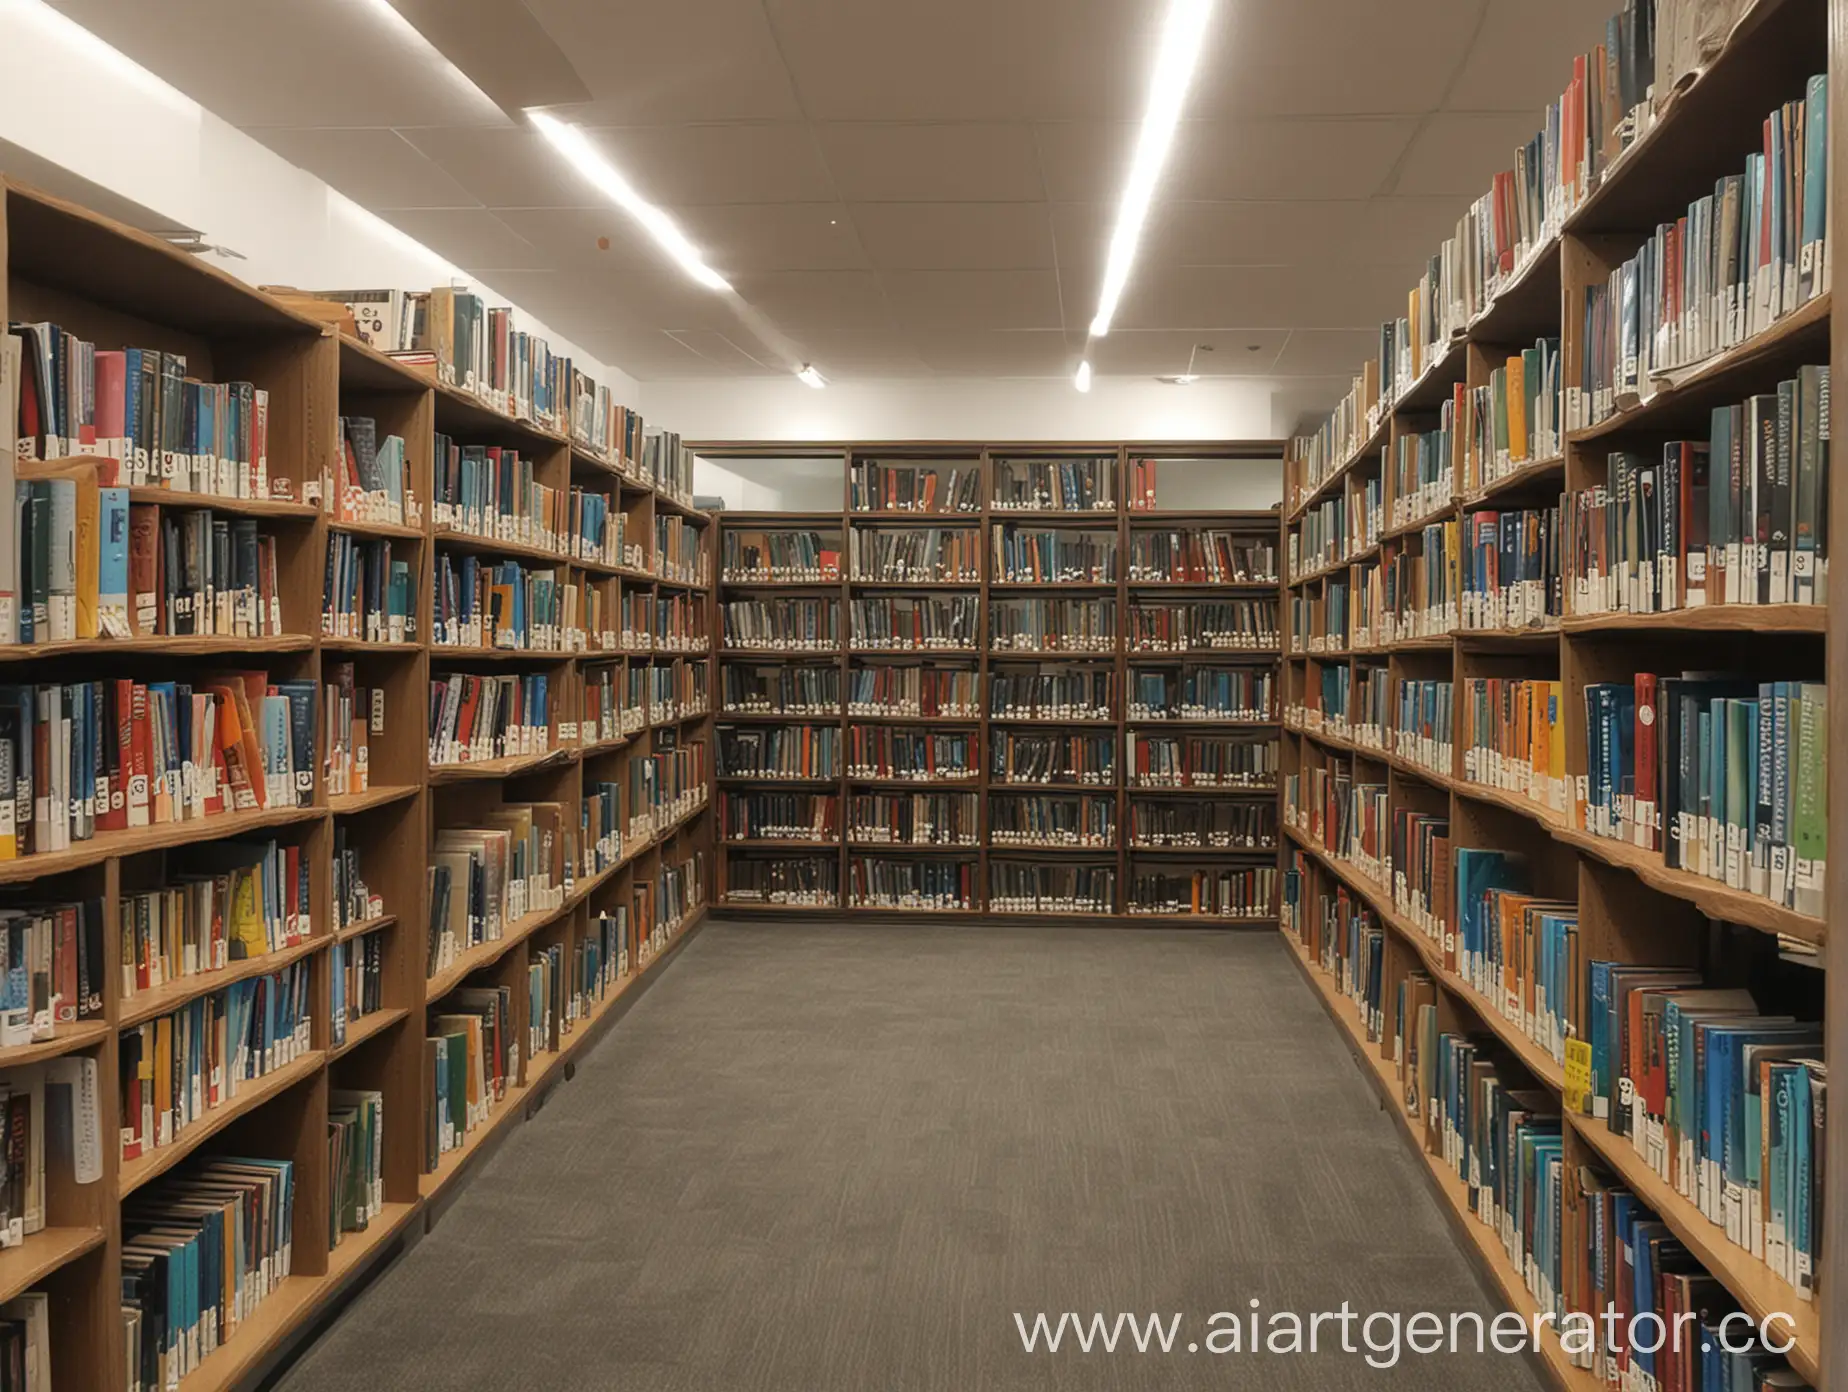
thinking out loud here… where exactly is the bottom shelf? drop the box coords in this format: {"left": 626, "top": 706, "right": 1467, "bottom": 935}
{"left": 176, "top": 1200, "right": 422, "bottom": 1392}
{"left": 418, "top": 904, "right": 706, "bottom": 1204}
{"left": 1279, "top": 931, "right": 1600, "bottom": 1392}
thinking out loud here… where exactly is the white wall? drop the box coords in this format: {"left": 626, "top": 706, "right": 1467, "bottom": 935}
{"left": 650, "top": 375, "right": 1284, "bottom": 446}
{"left": 0, "top": 0, "right": 642, "bottom": 403}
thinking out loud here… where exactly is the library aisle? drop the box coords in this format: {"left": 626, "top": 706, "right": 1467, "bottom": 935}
{"left": 276, "top": 923, "right": 1541, "bottom": 1392}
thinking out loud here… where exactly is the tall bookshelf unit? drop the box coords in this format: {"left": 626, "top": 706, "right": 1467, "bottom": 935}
{"left": 0, "top": 178, "right": 713, "bottom": 1390}
{"left": 703, "top": 443, "right": 1285, "bottom": 924}
{"left": 1279, "top": 2, "right": 1845, "bottom": 1388}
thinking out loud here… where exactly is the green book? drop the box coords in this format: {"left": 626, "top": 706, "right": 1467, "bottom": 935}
{"left": 1792, "top": 682, "right": 1826, "bottom": 916}
{"left": 1723, "top": 698, "right": 1753, "bottom": 890}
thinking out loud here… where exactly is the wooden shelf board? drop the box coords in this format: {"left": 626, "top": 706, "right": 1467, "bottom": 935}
{"left": 1393, "top": 334, "right": 1471, "bottom": 412}
{"left": 1559, "top": 605, "right": 1825, "bottom": 635}
{"left": 124, "top": 487, "right": 319, "bottom": 520}
{"left": 0, "top": 805, "right": 324, "bottom": 885}
{"left": 432, "top": 526, "right": 574, "bottom": 568}
{"left": 1460, "top": 454, "right": 1565, "bottom": 509}
{"left": 330, "top": 1006, "right": 411, "bottom": 1061}
{"left": 1567, "top": 293, "right": 1830, "bottom": 444}
{"left": 327, "top": 785, "right": 419, "bottom": 816}
{"left": 121, "top": 936, "right": 325, "bottom": 1030}
{"left": 424, "top": 900, "right": 567, "bottom": 1003}
{"left": 0, "top": 634, "right": 313, "bottom": 662}
{"left": 0, "top": 1021, "right": 111, "bottom": 1070}
{"left": 0, "top": 1227, "right": 106, "bottom": 1306}
{"left": 429, "top": 644, "right": 578, "bottom": 663}
{"left": 119, "top": 1050, "right": 326, "bottom": 1197}
{"left": 335, "top": 913, "right": 396, "bottom": 945}
{"left": 1287, "top": 414, "right": 1390, "bottom": 525}
{"left": 326, "top": 516, "right": 425, "bottom": 541}
{"left": 725, "top": 838, "right": 843, "bottom": 850}
{"left": 1381, "top": 507, "right": 1459, "bottom": 543}
{"left": 318, "top": 637, "right": 423, "bottom": 655}
{"left": 428, "top": 749, "right": 574, "bottom": 785}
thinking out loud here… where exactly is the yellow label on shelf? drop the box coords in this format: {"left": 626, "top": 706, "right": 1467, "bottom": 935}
{"left": 1563, "top": 1038, "right": 1593, "bottom": 1115}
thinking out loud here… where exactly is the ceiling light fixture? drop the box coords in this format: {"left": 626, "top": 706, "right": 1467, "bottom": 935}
{"left": 797, "top": 364, "right": 827, "bottom": 389}
{"left": 527, "top": 109, "right": 732, "bottom": 292}
{"left": 1086, "top": 0, "right": 1213, "bottom": 339}
{"left": 1158, "top": 341, "right": 1206, "bottom": 385}
{"left": 1074, "top": 360, "right": 1093, "bottom": 393}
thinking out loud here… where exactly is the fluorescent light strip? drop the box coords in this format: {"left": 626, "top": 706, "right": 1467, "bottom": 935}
{"left": 527, "top": 110, "right": 732, "bottom": 292}
{"left": 797, "top": 365, "right": 826, "bottom": 389}
{"left": 1074, "top": 360, "right": 1093, "bottom": 393}
{"left": 1087, "top": 0, "right": 1213, "bottom": 338}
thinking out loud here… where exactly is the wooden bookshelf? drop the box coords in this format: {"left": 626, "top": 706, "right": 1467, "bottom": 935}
{"left": 0, "top": 175, "right": 715, "bottom": 1391}
{"left": 704, "top": 444, "right": 1285, "bottom": 921}
{"left": 1278, "top": 5, "right": 1842, "bottom": 1386}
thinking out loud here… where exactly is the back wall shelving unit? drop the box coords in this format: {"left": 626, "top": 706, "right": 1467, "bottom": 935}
{"left": 699, "top": 443, "right": 1285, "bottom": 925}
{"left": 0, "top": 177, "right": 715, "bottom": 1391}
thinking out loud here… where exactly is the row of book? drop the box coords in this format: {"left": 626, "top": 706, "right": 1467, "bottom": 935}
{"left": 991, "top": 525, "right": 1116, "bottom": 583}
{"left": 120, "top": 838, "right": 313, "bottom": 1001}
{"left": 720, "top": 598, "right": 837, "bottom": 651}
{"left": 653, "top": 515, "right": 708, "bottom": 586}
{"left": 325, "top": 534, "right": 415, "bottom": 644}
{"left": 1392, "top": 679, "right": 1454, "bottom": 780}
{"left": 1126, "top": 732, "right": 1278, "bottom": 789}
{"left": 10, "top": 321, "right": 272, "bottom": 497}
{"left": 1460, "top": 504, "right": 1561, "bottom": 632}
{"left": 720, "top": 791, "right": 840, "bottom": 843}
{"left": 333, "top": 822, "right": 382, "bottom": 933}
{"left": 622, "top": 741, "right": 708, "bottom": 845}
{"left": 333, "top": 416, "right": 412, "bottom": 528}
{"left": 722, "top": 662, "right": 840, "bottom": 716}
{"left": 1290, "top": 495, "right": 1356, "bottom": 578}
{"left": 425, "top": 810, "right": 568, "bottom": 979}
{"left": 849, "top": 856, "right": 975, "bottom": 911}
{"left": 323, "top": 663, "right": 382, "bottom": 799}
{"left": 849, "top": 595, "right": 980, "bottom": 650}
{"left": 424, "top": 984, "right": 516, "bottom": 1170}
{"left": 845, "top": 666, "right": 976, "bottom": 718}
{"left": 431, "top": 435, "right": 630, "bottom": 570}
{"left": 848, "top": 527, "right": 980, "bottom": 583}
{"left": 123, "top": 1154, "right": 296, "bottom": 1392}
{"left": 1391, "top": 420, "right": 1454, "bottom": 531}
{"left": 118, "top": 961, "right": 313, "bottom": 1161}
{"left": 847, "top": 730, "right": 976, "bottom": 782}
{"left": 0, "top": 672, "right": 316, "bottom": 859}
{"left": 1126, "top": 866, "right": 1276, "bottom": 919}
{"left": 428, "top": 672, "right": 550, "bottom": 768}
{"left": 717, "top": 725, "right": 841, "bottom": 781}
{"left": 1567, "top": 373, "right": 1830, "bottom": 617}
{"left": 1583, "top": 675, "right": 1826, "bottom": 917}
{"left": 990, "top": 732, "right": 1115, "bottom": 786}
{"left": 724, "top": 852, "right": 839, "bottom": 906}
{"left": 1127, "top": 531, "right": 1276, "bottom": 585}
{"left": 992, "top": 456, "right": 1116, "bottom": 512}
{"left": 842, "top": 792, "right": 980, "bottom": 847}
{"left": 0, "top": 903, "right": 104, "bottom": 1042}
{"left": 721, "top": 529, "right": 838, "bottom": 584}
{"left": 991, "top": 669, "right": 1114, "bottom": 722}
{"left": 330, "top": 929, "right": 386, "bottom": 1049}
{"left": 580, "top": 664, "right": 643, "bottom": 744}
{"left": 851, "top": 460, "right": 982, "bottom": 514}
{"left": 990, "top": 862, "right": 1115, "bottom": 916}
{"left": 1573, "top": 80, "right": 1828, "bottom": 430}
{"left": 1127, "top": 668, "right": 1275, "bottom": 722}
{"left": 571, "top": 911, "right": 632, "bottom": 1025}
{"left": 1459, "top": 677, "right": 1570, "bottom": 813}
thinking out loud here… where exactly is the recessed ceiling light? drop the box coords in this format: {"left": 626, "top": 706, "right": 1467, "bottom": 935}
{"left": 797, "top": 364, "right": 827, "bottom": 389}
{"left": 527, "top": 110, "right": 732, "bottom": 292}
{"left": 1086, "top": 0, "right": 1213, "bottom": 339}
{"left": 1074, "top": 360, "right": 1093, "bottom": 393}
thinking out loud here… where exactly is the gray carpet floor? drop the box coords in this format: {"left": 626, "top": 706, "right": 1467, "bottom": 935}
{"left": 277, "top": 922, "right": 1546, "bottom": 1391}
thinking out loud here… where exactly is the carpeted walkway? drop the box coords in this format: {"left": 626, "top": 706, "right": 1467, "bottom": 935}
{"left": 277, "top": 922, "right": 1545, "bottom": 1391}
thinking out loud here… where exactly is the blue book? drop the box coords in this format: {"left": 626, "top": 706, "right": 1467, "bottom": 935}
{"left": 1801, "top": 75, "right": 1828, "bottom": 301}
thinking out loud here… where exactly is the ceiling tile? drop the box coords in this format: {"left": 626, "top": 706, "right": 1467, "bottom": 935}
{"left": 579, "top": 125, "right": 836, "bottom": 205}
{"left": 522, "top": 0, "right": 803, "bottom": 121}
{"left": 489, "top": 208, "right": 664, "bottom": 272}
{"left": 1271, "top": 329, "right": 1389, "bottom": 377}
{"left": 675, "top": 205, "right": 870, "bottom": 273}
{"left": 909, "top": 330, "right": 1074, "bottom": 375}
{"left": 663, "top": 330, "right": 782, "bottom": 373}
{"left": 763, "top": 0, "right": 1021, "bottom": 121}
{"left": 1190, "top": 0, "right": 1477, "bottom": 118}
{"left": 1387, "top": 112, "right": 1554, "bottom": 198}
{"left": 881, "top": 270, "right": 1064, "bottom": 332}
{"left": 1445, "top": 0, "right": 1630, "bottom": 113}
{"left": 815, "top": 124, "right": 1044, "bottom": 202}
{"left": 1087, "top": 331, "right": 1289, "bottom": 377}
{"left": 382, "top": 208, "right": 547, "bottom": 271}
{"left": 1111, "top": 263, "right": 1412, "bottom": 332}
{"left": 1035, "top": 119, "right": 1418, "bottom": 202}
{"left": 397, "top": 127, "right": 594, "bottom": 210}
{"left": 849, "top": 204, "right": 1055, "bottom": 271}
{"left": 729, "top": 271, "right": 896, "bottom": 336}
{"left": 254, "top": 128, "right": 481, "bottom": 212}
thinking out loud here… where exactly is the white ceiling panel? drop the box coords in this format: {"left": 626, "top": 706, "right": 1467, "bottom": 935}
{"left": 1446, "top": 0, "right": 1631, "bottom": 113}
{"left": 486, "top": 208, "right": 663, "bottom": 272}
{"left": 522, "top": 0, "right": 803, "bottom": 121}
{"left": 815, "top": 125, "right": 1044, "bottom": 203}
{"left": 849, "top": 204, "right": 1056, "bottom": 271}
{"left": 381, "top": 209, "right": 547, "bottom": 272}
{"left": 726, "top": 271, "right": 897, "bottom": 336}
{"left": 662, "top": 330, "right": 781, "bottom": 373}
{"left": 1271, "top": 328, "right": 1392, "bottom": 377}
{"left": 880, "top": 270, "right": 1064, "bottom": 332}
{"left": 1086, "top": 331, "right": 1290, "bottom": 377}
{"left": 1388, "top": 112, "right": 1557, "bottom": 198}
{"left": 909, "top": 330, "right": 1075, "bottom": 375}
{"left": 256, "top": 128, "right": 482, "bottom": 212}
{"left": 1111, "top": 263, "right": 1412, "bottom": 332}
{"left": 675, "top": 205, "right": 870, "bottom": 274}
{"left": 1035, "top": 119, "right": 1418, "bottom": 203}
{"left": 397, "top": 127, "right": 596, "bottom": 210}
{"left": 579, "top": 126, "right": 837, "bottom": 206}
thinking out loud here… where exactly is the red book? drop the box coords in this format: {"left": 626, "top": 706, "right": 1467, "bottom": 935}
{"left": 127, "top": 504, "right": 161, "bottom": 636}
{"left": 285, "top": 844, "right": 303, "bottom": 942}
{"left": 1633, "top": 672, "right": 1658, "bottom": 850}
{"left": 94, "top": 351, "right": 127, "bottom": 460}
{"left": 54, "top": 906, "right": 78, "bottom": 1023}
{"left": 128, "top": 682, "right": 151, "bottom": 829}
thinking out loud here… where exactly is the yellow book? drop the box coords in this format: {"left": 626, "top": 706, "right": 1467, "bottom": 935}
{"left": 153, "top": 1015, "right": 172, "bottom": 1144}
{"left": 73, "top": 477, "right": 99, "bottom": 639}
{"left": 1506, "top": 355, "right": 1528, "bottom": 463}
{"left": 229, "top": 865, "right": 268, "bottom": 962}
